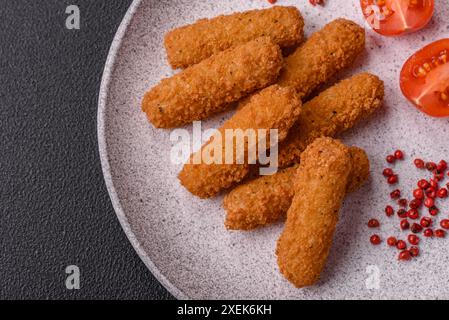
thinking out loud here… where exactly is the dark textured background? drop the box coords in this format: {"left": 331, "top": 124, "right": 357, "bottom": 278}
{"left": 0, "top": 0, "right": 172, "bottom": 299}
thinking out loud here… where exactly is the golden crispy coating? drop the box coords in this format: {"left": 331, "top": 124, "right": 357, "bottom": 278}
{"left": 233, "top": 19, "right": 365, "bottom": 112}
{"left": 278, "top": 72, "right": 384, "bottom": 168}
{"left": 224, "top": 147, "right": 369, "bottom": 230}
{"left": 142, "top": 37, "right": 283, "bottom": 128}
{"left": 178, "top": 85, "right": 301, "bottom": 198}
{"left": 346, "top": 146, "right": 370, "bottom": 194}
{"left": 277, "top": 18, "right": 365, "bottom": 99}
{"left": 276, "top": 137, "right": 352, "bottom": 288}
{"left": 224, "top": 165, "right": 297, "bottom": 230}
{"left": 164, "top": 6, "right": 304, "bottom": 69}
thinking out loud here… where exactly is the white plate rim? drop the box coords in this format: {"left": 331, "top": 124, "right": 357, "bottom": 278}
{"left": 97, "top": 0, "right": 186, "bottom": 300}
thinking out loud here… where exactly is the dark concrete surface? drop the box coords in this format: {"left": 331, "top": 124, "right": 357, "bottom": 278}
{"left": 0, "top": 0, "right": 173, "bottom": 299}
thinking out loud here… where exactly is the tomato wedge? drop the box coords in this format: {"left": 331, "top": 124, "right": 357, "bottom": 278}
{"left": 361, "top": 0, "right": 434, "bottom": 36}
{"left": 400, "top": 39, "right": 449, "bottom": 117}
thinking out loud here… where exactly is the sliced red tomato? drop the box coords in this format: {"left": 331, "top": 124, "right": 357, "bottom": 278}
{"left": 361, "top": 0, "right": 434, "bottom": 36}
{"left": 400, "top": 39, "right": 449, "bottom": 117}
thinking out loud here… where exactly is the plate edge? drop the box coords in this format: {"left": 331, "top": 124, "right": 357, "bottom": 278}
{"left": 96, "top": 0, "right": 188, "bottom": 300}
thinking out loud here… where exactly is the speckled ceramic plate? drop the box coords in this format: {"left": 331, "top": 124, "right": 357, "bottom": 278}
{"left": 98, "top": 0, "right": 449, "bottom": 299}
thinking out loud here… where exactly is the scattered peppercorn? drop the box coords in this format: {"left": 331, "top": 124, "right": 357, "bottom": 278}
{"left": 383, "top": 168, "right": 394, "bottom": 177}
{"left": 420, "top": 217, "right": 432, "bottom": 228}
{"left": 399, "top": 250, "right": 412, "bottom": 261}
{"left": 407, "top": 209, "right": 419, "bottom": 220}
{"left": 309, "top": 0, "right": 325, "bottom": 6}
{"left": 408, "top": 234, "right": 420, "bottom": 245}
{"left": 397, "top": 209, "right": 408, "bottom": 218}
{"left": 370, "top": 234, "right": 381, "bottom": 245}
{"left": 368, "top": 219, "right": 380, "bottom": 228}
{"left": 429, "top": 206, "right": 439, "bottom": 216}
{"left": 411, "top": 223, "right": 423, "bottom": 233}
{"left": 400, "top": 219, "right": 410, "bottom": 230}
{"left": 413, "top": 188, "right": 424, "bottom": 200}
{"left": 409, "top": 246, "right": 419, "bottom": 257}
{"left": 377, "top": 152, "right": 449, "bottom": 262}
{"left": 426, "top": 162, "right": 437, "bottom": 171}
{"left": 385, "top": 205, "right": 394, "bottom": 217}
{"left": 423, "top": 228, "right": 434, "bottom": 237}
{"left": 409, "top": 198, "right": 422, "bottom": 209}
{"left": 414, "top": 159, "right": 425, "bottom": 169}
{"left": 387, "top": 236, "right": 397, "bottom": 246}
{"left": 391, "top": 189, "right": 401, "bottom": 199}
{"left": 387, "top": 175, "right": 398, "bottom": 184}
{"left": 440, "top": 219, "right": 449, "bottom": 230}
{"left": 437, "top": 188, "right": 448, "bottom": 198}
{"left": 394, "top": 150, "right": 404, "bottom": 160}
{"left": 398, "top": 198, "right": 408, "bottom": 207}
{"left": 435, "top": 229, "right": 446, "bottom": 238}
{"left": 418, "top": 179, "right": 430, "bottom": 189}
{"left": 396, "top": 240, "right": 407, "bottom": 250}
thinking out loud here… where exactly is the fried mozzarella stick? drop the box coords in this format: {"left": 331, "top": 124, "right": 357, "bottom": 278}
{"left": 233, "top": 18, "right": 365, "bottom": 111}
{"left": 142, "top": 37, "right": 283, "bottom": 128}
{"left": 223, "top": 73, "right": 382, "bottom": 229}
{"left": 178, "top": 85, "right": 301, "bottom": 198}
{"left": 224, "top": 147, "right": 369, "bottom": 230}
{"left": 164, "top": 6, "right": 304, "bottom": 69}
{"left": 279, "top": 18, "right": 365, "bottom": 99}
{"left": 276, "top": 137, "right": 352, "bottom": 288}
{"left": 278, "top": 72, "right": 384, "bottom": 168}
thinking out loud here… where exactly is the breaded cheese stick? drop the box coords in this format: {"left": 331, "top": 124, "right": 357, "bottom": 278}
{"left": 224, "top": 147, "right": 369, "bottom": 230}
{"left": 164, "top": 6, "right": 304, "bottom": 69}
{"left": 276, "top": 137, "right": 352, "bottom": 288}
{"left": 178, "top": 85, "right": 301, "bottom": 199}
{"left": 279, "top": 18, "right": 365, "bottom": 99}
{"left": 278, "top": 72, "right": 384, "bottom": 168}
{"left": 224, "top": 73, "right": 382, "bottom": 228}
{"left": 142, "top": 37, "right": 283, "bottom": 128}
{"left": 233, "top": 18, "right": 365, "bottom": 110}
